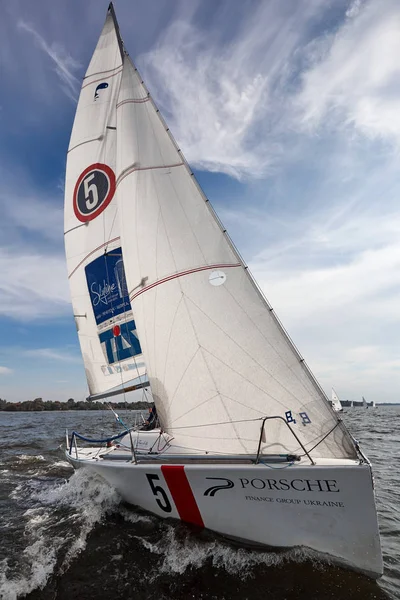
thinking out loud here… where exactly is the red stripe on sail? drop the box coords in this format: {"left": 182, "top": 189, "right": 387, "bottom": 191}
{"left": 68, "top": 236, "right": 121, "bottom": 279}
{"left": 130, "top": 263, "right": 241, "bottom": 301}
{"left": 161, "top": 465, "right": 204, "bottom": 528}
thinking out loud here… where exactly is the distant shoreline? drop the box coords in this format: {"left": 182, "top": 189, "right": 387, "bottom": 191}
{"left": 0, "top": 398, "right": 150, "bottom": 412}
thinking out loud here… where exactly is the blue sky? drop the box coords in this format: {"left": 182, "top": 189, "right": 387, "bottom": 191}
{"left": 1, "top": 0, "right": 400, "bottom": 403}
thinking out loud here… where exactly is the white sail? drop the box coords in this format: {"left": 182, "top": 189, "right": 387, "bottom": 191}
{"left": 363, "top": 396, "right": 368, "bottom": 408}
{"left": 64, "top": 9, "right": 146, "bottom": 396}
{"left": 115, "top": 57, "right": 356, "bottom": 459}
{"left": 331, "top": 388, "right": 343, "bottom": 412}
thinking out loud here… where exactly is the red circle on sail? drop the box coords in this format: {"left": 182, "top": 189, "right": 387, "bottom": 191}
{"left": 113, "top": 325, "right": 121, "bottom": 337}
{"left": 73, "top": 163, "right": 116, "bottom": 223}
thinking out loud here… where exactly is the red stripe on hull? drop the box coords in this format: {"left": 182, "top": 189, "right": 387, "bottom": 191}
{"left": 161, "top": 465, "right": 204, "bottom": 528}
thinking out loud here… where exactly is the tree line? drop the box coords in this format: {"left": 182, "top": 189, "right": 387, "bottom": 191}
{"left": 0, "top": 397, "right": 151, "bottom": 411}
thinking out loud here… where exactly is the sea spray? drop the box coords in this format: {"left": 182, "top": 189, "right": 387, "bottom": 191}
{"left": 0, "top": 469, "right": 120, "bottom": 599}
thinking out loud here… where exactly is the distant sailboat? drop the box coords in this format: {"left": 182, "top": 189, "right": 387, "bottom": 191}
{"left": 331, "top": 388, "right": 343, "bottom": 413}
{"left": 64, "top": 3, "right": 383, "bottom": 579}
{"left": 363, "top": 396, "right": 368, "bottom": 409}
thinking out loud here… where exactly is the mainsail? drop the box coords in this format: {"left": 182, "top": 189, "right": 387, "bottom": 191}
{"left": 331, "top": 388, "right": 343, "bottom": 412}
{"left": 64, "top": 9, "right": 146, "bottom": 397}
{"left": 115, "top": 53, "right": 357, "bottom": 458}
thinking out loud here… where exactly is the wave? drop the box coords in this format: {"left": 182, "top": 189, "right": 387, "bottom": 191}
{"left": 0, "top": 469, "right": 120, "bottom": 600}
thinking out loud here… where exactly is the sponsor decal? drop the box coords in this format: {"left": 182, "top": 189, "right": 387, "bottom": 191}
{"left": 285, "top": 410, "right": 296, "bottom": 424}
{"left": 203, "top": 477, "right": 340, "bottom": 495}
{"left": 99, "top": 319, "right": 141, "bottom": 365}
{"left": 94, "top": 82, "right": 108, "bottom": 100}
{"left": 85, "top": 248, "right": 131, "bottom": 326}
{"left": 285, "top": 410, "right": 311, "bottom": 426}
{"left": 73, "top": 163, "right": 116, "bottom": 222}
{"left": 204, "top": 477, "right": 234, "bottom": 496}
{"left": 299, "top": 412, "right": 311, "bottom": 426}
{"left": 238, "top": 477, "right": 339, "bottom": 493}
{"left": 203, "top": 476, "right": 345, "bottom": 509}
{"left": 151, "top": 466, "right": 205, "bottom": 527}
{"left": 85, "top": 248, "right": 143, "bottom": 367}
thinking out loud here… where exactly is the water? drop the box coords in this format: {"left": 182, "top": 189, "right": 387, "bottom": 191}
{"left": 0, "top": 408, "right": 399, "bottom": 600}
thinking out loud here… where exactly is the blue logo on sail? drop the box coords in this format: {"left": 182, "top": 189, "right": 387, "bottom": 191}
{"left": 99, "top": 319, "right": 142, "bottom": 364}
{"left": 85, "top": 248, "right": 131, "bottom": 325}
{"left": 94, "top": 82, "right": 109, "bottom": 100}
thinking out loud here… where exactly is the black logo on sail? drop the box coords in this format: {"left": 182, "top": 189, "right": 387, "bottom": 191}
{"left": 204, "top": 477, "right": 234, "bottom": 496}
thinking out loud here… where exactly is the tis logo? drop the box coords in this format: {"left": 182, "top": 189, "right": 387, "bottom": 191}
{"left": 94, "top": 82, "right": 109, "bottom": 100}
{"left": 204, "top": 477, "right": 234, "bottom": 496}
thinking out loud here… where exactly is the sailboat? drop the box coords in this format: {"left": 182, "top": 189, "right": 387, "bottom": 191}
{"left": 331, "top": 388, "right": 343, "bottom": 413}
{"left": 64, "top": 4, "right": 383, "bottom": 579}
{"left": 363, "top": 396, "right": 368, "bottom": 409}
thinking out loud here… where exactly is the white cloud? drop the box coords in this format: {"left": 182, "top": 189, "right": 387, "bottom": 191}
{"left": 23, "top": 348, "right": 80, "bottom": 363}
{"left": 140, "top": 0, "right": 326, "bottom": 179}
{"left": 0, "top": 366, "right": 13, "bottom": 375}
{"left": 0, "top": 250, "right": 69, "bottom": 320}
{"left": 249, "top": 201, "right": 400, "bottom": 402}
{"left": 17, "top": 20, "right": 80, "bottom": 102}
{"left": 0, "top": 169, "right": 69, "bottom": 321}
{"left": 297, "top": 0, "right": 400, "bottom": 143}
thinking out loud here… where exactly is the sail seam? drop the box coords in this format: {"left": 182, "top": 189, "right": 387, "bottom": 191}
{"left": 129, "top": 263, "right": 241, "bottom": 301}
{"left": 68, "top": 236, "right": 120, "bottom": 279}
{"left": 68, "top": 137, "right": 103, "bottom": 154}
{"left": 116, "top": 98, "right": 150, "bottom": 107}
{"left": 81, "top": 67, "right": 123, "bottom": 89}
{"left": 83, "top": 64, "right": 123, "bottom": 80}
{"left": 116, "top": 162, "right": 184, "bottom": 187}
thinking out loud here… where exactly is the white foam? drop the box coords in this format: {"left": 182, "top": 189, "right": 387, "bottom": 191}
{"left": 16, "top": 454, "right": 45, "bottom": 462}
{"left": 0, "top": 468, "right": 121, "bottom": 598}
{"left": 0, "top": 539, "right": 58, "bottom": 600}
{"left": 119, "top": 505, "right": 152, "bottom": 524}
{"left": 135, "top": 523, "right": 329, "bottom": 579}
{"left": 49, "top": 460, "right": 73, "bottom": 469}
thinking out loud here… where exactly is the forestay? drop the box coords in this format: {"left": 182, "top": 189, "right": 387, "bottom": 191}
{"left": 116, "top": 57, "right": 357, "bottom": 459}
{"left": 64, "top": 11, "right": 146, "bottom": 396}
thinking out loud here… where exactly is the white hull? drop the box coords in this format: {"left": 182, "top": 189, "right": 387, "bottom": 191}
{"left": 66, "top": 452, "right": 383, "bottom": 579}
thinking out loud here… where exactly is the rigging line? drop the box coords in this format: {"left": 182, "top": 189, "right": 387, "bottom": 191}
{"left": 167, "top": 346, "right": 201, "bottom": 409}
{"left": 219, "top": 281, "right": 326, "bottom": 411}
{"left": 101, "top": 249, "right": 138, "bottom": 406}
{"left": 167, "top": 416, "right": 263, "bottom": 429}
{"left": 199, "top": 344, "right": 288, "bottom": 414}
{"left": 171, "top": 392, "right": 222, "bottom": 425}
{"left": 205, "top": 391, "right": 271, "bottom": 418}
{"left": 104, "top": 201, "right": 119, "bottom": 251}
{"left": 68, "top": 237, "right": 120, "bottom": 279}
{"left": 184, "top": 294, "right": 303, "bottom": 411}
{"left": 298, "top": 421, "right": 342, "bottom": 456}
{"left": 161, "top": 294, "right": 184, "bottom": 388}
{"left": 153, "top": 207, "right": 162, "bottom": 379}
{"left": 183, "top": 293, "right": 248, "bottom": 453}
